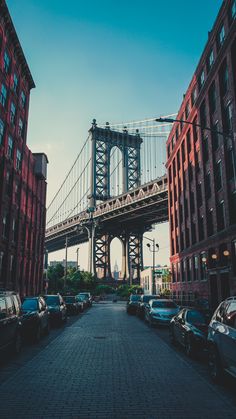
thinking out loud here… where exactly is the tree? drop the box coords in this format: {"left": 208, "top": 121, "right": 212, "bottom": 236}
{"left": 47, "top": 264, "right": 64, "bottom": 293}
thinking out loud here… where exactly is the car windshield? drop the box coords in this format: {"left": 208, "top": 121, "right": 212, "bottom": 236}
{"left": 80, "top": 293, "right": 89, "bottom": 298}
{"left": 186, "top": 310, "right": 207, "bottom": 325}
{"left": 22, "top": 299, "right": 38, "bottom": 311}
{"left": 143, "top": 295, "right": 158, "bottom": 303}
{"left": 64, "top": 296, "right": 75, "bottom": 303}
{"left": 79, "top": 295, "right": 87, "bottom": 300}
{"left": 152, "top": 301, "right": 177, "bottom": 309}
{"left": 44, "top": 296, "right": 60, "bottom": 306}
{"left": 130, "top": 295, "right": 141, "bottom": 302}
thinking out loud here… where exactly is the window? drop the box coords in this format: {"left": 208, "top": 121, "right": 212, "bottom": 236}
{"left": 13, "top": 74, "right": 18, "bottom": 93}
{"left": 175, "top": 127, "right": 179, "bottom": 141}
{"left": 189, "top": 163, "right": 193, "bottom": 182}
{"left": 215, "top": 160, "right": 223, "bottom": 191}
{"left": 200, "top": 252, "right": 207, "bottom": 280}
{"left": 200, "top": 100, "right": 206, "bottom": 127}
{"left": 203, "top": 136, "right": 209, "bottom": 163}
{"left": 207, "top": 49, "right": 214, "bottom": 72}
{"left": 187, "top": 258, "right": 191, "bottom": 281}
{"left": 167, "top": 144, "right": 171, "bottom": 158}
{"left": 227, "top": 148, "right": 236, "bottom": 181}
{"left": 205, "top": 171, "right": 211, "bottom": 198}
{"left": 194, "top": 256, "right": 199, "bottom": 281}
{"left": 4, "top": 51, "right": 10, "bottom": 73}
{"left": 199, "top": 70, "right": 205, "bottom": 90}
{"left": 229, "top": 191, "right": 236, "bottom": 224}
{"left": 195, "top": 152, "right": 200, "bottom": 172}
{"left": 20, "top": 91, "right": 26, "bottom": 108}
{"left": 186, "top": 227, "right": 190, "bottom": 248}
{"left": 231, "top": 0, "right": 236, "bottom": 20}
{"left": 181, "top": 141, "right": 186, "bottom": 163}
{"left": 191, "top": 87, "right": 197, "bottom": 106}
{"left": 177, "top": 150, "right": 180, "bottom": 170}
{"left": 197, "top": 182, "right": 202, "bottom": 206}
{"left": 217, "top": 200, "right": 225, "bottom": 231}
{"left": 0, "top": 119, "right": 4, "bottom": 144}
{"left": 209, "top": 81, "right": 217, "bottom": 114}
{"left": 0, "top": 84, "right": 7, "bottom": 107}
{"left": 18, "top": 118, "right": 24, "bottom": 137}
{"left": 187, "top": 130, "right": 191, "bottom": 153}
{"left": 217, "top": 24, "right": 225, "bottom": 50}
{"left": 10, "top": 102, "right": 16, "bottom": 124}
{"left": 16, "top": 149, "right": 22, "bottom": 171}
{"left": 190, "top": 191, "right": 195, "bottom": 213}
{"left": 191, "top": 222, "right": 196, "bottom": 244}
{"left": 7, "top": 136, "right": 13, "bottom": 159}
{"left": 220, "top": 60, "right": 229, "bottom": 96}
{"left": 2, "top": 215, "right": 7, "bottom": 238}
{"left": 199, "top": 216, "right": 204, "bottom": 241}
{"left": 224, "top": 103, "right": 233, "bottom": 133}
{"left": 207, "top": 208, "right": 214, "bottom": 236}
{"left": 212, "top": 121, "right": 220, "bottom": 151}
{"left": 185, "top": 101, "right": 190, "bottom": 119}
{"left": 193, "top": 117, "right": 198, "bottom": 143}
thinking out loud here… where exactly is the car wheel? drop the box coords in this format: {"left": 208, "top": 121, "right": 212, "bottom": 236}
{"left": 13, "top": 330, "right": 22, "bottom": 355}
{"left": 185, "top": 335, "right": 195, "bottom": 357}
{"left": 208, "top": 346, "right": 222, "bottom": 382}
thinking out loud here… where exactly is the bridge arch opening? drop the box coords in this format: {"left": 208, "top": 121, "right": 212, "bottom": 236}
{"left": 110, "top": 146, "right": 123, "bottom": 197}
{"left": 110, "top": 237, "right": 123, "bottom": 280}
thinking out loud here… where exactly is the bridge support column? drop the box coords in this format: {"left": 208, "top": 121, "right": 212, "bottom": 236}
{"left": 125, "top": 232, "right": 143, "bottom": 285}
{"left": 94, "top": 233, "right": 111, "bottom": 279}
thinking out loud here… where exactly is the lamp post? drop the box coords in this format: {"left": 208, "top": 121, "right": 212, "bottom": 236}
{"left": 155, "top": 117, "right": 236, "bottom": 187}
{"left": 144, "top": 236, "right": 159, "bottom": 294}
{"left": 76, "top": 247, "right": 80, "bottom": 271}
{"left": 64, "top": 236, "right": 68, "bottom": 290}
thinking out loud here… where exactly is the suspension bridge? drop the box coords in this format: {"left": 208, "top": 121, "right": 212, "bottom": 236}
{"left": 45, "top": 115, "right": 176, "bottom": 280}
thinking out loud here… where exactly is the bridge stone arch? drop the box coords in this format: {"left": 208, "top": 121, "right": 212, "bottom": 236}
{"left": 88, "top": 120, "right": 142, "bottom": 210}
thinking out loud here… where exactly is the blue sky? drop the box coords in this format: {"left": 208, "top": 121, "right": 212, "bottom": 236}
{"left": 8, "top": 0, "right": 223, "bottom": 270}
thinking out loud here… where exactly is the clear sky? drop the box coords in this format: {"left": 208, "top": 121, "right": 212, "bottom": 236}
{"left": 7, "top": 0, "right": 223, "bottom": 271}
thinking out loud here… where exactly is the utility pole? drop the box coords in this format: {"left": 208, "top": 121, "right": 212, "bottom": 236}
{"left": 76, "top": 247, "right": 80, "bottom": 270}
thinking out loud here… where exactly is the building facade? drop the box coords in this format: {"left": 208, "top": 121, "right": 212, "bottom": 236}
{"left": 140, "top": 266, "right": 171, "bottom": 295}
{"left": 0, "top": 0, "right": 48, "bottom": 296}
{"left": 167, "top": 0, "right": 236, "bottom": 309}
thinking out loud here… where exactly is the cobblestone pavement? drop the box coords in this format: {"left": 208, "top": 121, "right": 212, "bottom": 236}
{"left": 0, "top": 302, "right": 236, "bottom": 419}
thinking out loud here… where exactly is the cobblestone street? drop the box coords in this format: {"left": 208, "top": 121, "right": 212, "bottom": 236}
{"left": 0, "top": 302, "right": 236, "bottom": 419}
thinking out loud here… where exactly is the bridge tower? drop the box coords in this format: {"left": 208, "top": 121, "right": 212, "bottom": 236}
{"left": 87, "top": 119, "right": 143, "bottom": 282}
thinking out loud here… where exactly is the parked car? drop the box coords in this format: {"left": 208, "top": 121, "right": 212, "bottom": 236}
{"left": 0, "top": 291, "right": 22, "bottom": 354}
{"left": 208, "top": 297, "right": 236, "bottom": 381}
{"left": 43, "top": 294, "right": 67, "bottom": 326}
{"left": 170, "top": 308, "right": 208, "bottom": 357}
{"left": 21, "top": 296, "right": 50, "bottom": 342}
{"left": 126, "top": 294, "right": 141, "bottom": 314}
{"left": 77, "top": 293, "right": 90, "bottom": 308}
{"left": 136, "top": 294, "right": 160, "bottom": 319}
{"left": 75, "top": 295, "right": 85, "bottom": 312}
{"left": 63, "top": 296, "right": 80, "bottom": 314}
{"left": 145, "top": 299, "right": 179, "bottom": 326}
{"left": 78, "top": 292, "right": 92, "bottom": 307}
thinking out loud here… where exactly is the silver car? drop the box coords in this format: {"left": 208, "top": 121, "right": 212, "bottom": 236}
{"left": 145, "top": 299, "right": 179, "bottom": 326}
{"left": 208, "top": 297, "right": 236, "bottom": 381}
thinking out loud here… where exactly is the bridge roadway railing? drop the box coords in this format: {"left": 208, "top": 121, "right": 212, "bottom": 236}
{"left": 45, "top": 175, "right": 167, "bottom": 237}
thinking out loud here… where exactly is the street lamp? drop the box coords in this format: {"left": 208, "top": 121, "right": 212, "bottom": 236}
{"left": 156, "top": 117, "right": 236, "bottom": 187}
{"left": 144, "top": 236, "right": 160, "bottom": 294}
{"left": 76, "top": 247, "right": 80, "bottom": 270}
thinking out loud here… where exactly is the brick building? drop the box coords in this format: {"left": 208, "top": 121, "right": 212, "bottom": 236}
{"left": 167, "top": 0, "right": 236, "bottom": 309}
{"left": 0, "top": 0, "right": 48, "bottom": 296}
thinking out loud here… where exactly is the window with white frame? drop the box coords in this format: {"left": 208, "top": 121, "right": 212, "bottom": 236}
{"left": 0, "top": 119, "right": 4, "bottom": 144}
{"left": 7, "top": 136, "right": 13, "bottom": 159}
{"left": 13, "top": 74, "right": 18, "bottom": 93}
{"left": 20, "top": 91, "right": 26, "bottom": 108}
{"left": 16, "top": 149, "right": 21, "bottom": 171}
{"left": 0, "top": 84, "right": 7, "bottom": 107}
{"left": 4, "top": 51, "right": 10, "bottom": 73}
{"left": 18, "top": 118, "right": 23, "bottom": 137}
{"left": 10, "top": 102, "right": 16, "bottom": 124}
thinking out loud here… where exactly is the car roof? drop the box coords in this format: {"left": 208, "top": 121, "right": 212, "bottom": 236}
{"left": 150, "top": 299, "right": 173, "bottom": 302}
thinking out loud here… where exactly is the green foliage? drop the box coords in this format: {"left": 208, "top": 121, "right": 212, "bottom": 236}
{"left": 94, "top": 284, "right": 115, "bottom": 295}
{"left": 47, "top": 264, "right": 64, "bottom": 293}
{"left": 160, "top": 289, "right": 171, "bottom": 297}
{"left": 116, "top": 284, "right": 143, "bottom": 298}
{"left": 47, "top": 264, "right": 97, "bottom": 294}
